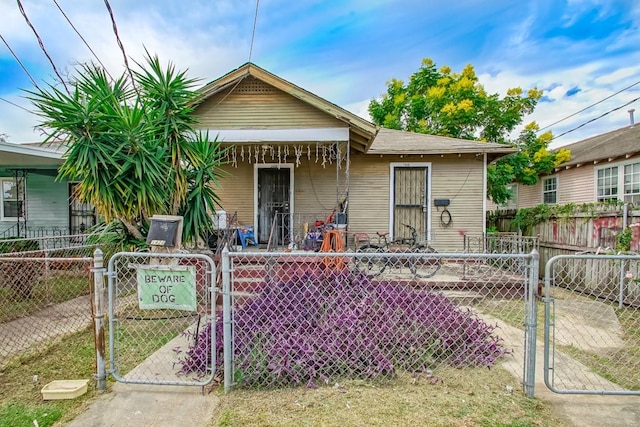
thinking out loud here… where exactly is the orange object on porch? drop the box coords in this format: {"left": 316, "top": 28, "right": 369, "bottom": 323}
{"left": 320, "top": 229, "right": 346, "bottom": 271}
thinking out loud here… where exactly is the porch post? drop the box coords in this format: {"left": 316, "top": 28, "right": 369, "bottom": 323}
{"left": 346, "top": 139, "right": 350, "bottom": 219}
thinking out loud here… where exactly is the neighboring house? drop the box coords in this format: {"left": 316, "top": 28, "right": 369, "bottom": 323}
{"left": 194, "top": 63, "right": 515, "bottom": 251}
{"left": 0, "top": 141, "right": 96, "bottom": 239}
{"left": 1, "top": 62, "right": 515, "bottom": 251}
{"left": 498, "top": 121, "right": 640, "bottom": 210}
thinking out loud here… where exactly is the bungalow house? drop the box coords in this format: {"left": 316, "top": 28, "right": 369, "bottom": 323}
{"left": 193, "top": 63, "right": 515, "bottom": 251}
{"left": 1, "top": 62, "right": 515, "bottom": 252}
{"left": 500, "top": 120, "right": 640, "bottom": 210}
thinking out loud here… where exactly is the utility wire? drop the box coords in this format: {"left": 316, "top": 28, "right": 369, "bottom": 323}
{"left": 538, "top": 78, "right": 640, "bottom": 132}
{"left": 551, "top": 95, "right": 640, "bottom": 141}
{"left": 248, "top": 0, "right": 260, "bottom": 64}
{"left": 0, "top": 97, "right": 33, "bottom": 113}
{"left": 53, "top": 0, "right": 114, "bottom": 80}
{"left": 0, "top": 32, "right": 40, "bottom": 90}
{"left": 103, "top": 0, "right": 137, "bottom": 91}
{"left": 16, "top": 0, "right": 70, "bottom": 94}
{"left": 213, "top": 0, "right": 260, "bottom": 108}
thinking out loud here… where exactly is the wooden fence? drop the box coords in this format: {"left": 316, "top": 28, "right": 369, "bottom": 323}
{"left": 490, "top": 204, "right": 640, "bottom": 278}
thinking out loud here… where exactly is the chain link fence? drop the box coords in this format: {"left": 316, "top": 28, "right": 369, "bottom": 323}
{"left": 187, "top": 250, "right": 539, "bottom": 392}
{"left": 0, "top": 235, "right": 116, "bottom": 368}
{"left": 544, "top": 254, "right": 640, "bottom": 394}
{"left": 107, "top": 252, "right": 216, "bottom": 386}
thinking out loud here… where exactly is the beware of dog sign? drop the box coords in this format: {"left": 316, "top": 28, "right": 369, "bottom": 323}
{"left": 136, "top": 266, "right": 197, "bottom": 311}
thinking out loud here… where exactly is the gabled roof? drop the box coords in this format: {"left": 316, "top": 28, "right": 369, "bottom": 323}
{"left": 198, "top": 62, "right": 378, "bottom": 152}
{"left": 556, "top": 124, "right": 640, "bottom": 170}
{"left": 369, "top": 128, "right": 516, "bottom": 162}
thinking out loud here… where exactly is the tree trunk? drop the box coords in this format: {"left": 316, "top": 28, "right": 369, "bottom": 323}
{"left": 121, "top": 218, "right": 144, "bottom": 241}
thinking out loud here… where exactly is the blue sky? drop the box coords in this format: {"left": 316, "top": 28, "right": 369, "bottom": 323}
{"left": 1, "top": 0, "right": 639, "bottom": 147}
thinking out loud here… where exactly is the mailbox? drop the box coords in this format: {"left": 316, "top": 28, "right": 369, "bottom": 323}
{"left": 146, "top": 215, "right": 184, "bottom": 249}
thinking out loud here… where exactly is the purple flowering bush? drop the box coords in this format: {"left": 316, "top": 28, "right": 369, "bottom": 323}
{"left": 178, "top": 268, "right": 509, "bottom": 387}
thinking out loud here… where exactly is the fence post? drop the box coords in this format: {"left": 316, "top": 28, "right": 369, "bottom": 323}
{"left": 619, "top": 258, "right": 626, "bottom": 308}
{"left": 523, "top": 249, "right": 539, "bottom": 398}
{"left": 222, "top": 246, "right": 232, "bottom": 393}
{"left": 92, "top": 248, "right": 107, "bottom": 391}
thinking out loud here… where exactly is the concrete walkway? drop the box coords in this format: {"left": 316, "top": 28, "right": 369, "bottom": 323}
{"left": 495, "top": 316, "right": 640, "bottom": 427}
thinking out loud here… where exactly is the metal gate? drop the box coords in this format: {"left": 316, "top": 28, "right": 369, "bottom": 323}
{"left": 544, "top": 254, "right": 640, "bottom": 395}
{"left": 107, "top": 252, "right": 216, "bottom": 386}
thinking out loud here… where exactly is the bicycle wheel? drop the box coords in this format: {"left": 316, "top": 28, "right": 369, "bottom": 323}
{"left": 410, "top": 245, "right": 441, "bottom": 278}
{"left": 355, "top": 245, "right": 386, "bottom": 277}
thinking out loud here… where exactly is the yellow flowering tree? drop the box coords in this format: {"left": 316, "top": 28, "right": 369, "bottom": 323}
{"left": 369, "top": 58, "right": 571, "bottom": 204}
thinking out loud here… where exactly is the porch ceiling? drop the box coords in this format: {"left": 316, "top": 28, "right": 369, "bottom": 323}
{"left": 0, "top": 141, "right": 64, "bottom": 168}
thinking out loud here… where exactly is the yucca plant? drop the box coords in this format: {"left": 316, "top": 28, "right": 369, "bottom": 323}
{"left": 26, "top": 53, "right": 226, "bottom": 245}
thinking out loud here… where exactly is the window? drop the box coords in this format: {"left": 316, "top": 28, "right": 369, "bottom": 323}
{"left": 597, "top": 166, "right": 619, "bottom": 201}
{"left": 1, "top": 178, "right": 24, "bottom": 220}
{"left": 543, "top": 176, "right": 557, "bottom": 204}
{"left": 624, "top": 162, "right": 640, "bottom": 204}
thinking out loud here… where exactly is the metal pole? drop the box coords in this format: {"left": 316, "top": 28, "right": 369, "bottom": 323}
{"left": 619, "top": 259, "right": 626, "bottom": 308}
{"left": 92, "top": 248, "right": 107, "bottom": 391}
{"left": 524, "top": 249, "right": 539, "bottom": 398}
{"left": 222, "top": 246, "right": 232, "bottom": 393}
{"left": 462, "top": 234, "right": 467, "bottom": 279}
{"left": 336, "top": 141, "right": 340, "bottom": 208}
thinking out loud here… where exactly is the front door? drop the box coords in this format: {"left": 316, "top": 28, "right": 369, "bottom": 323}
{"left": 257, "top": 166, "right": 291, "bottom": 244}
{"left": 392, "top": 165, "right": 430, "bottom": 241}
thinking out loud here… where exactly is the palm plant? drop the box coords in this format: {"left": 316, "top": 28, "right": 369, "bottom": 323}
{"left": 26, "top": 53, "right": 226, "bottom": 245}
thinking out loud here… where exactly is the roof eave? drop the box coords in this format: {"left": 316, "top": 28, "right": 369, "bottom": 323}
{"left": 0, "top": 141, "right": 64, "bottom": 159}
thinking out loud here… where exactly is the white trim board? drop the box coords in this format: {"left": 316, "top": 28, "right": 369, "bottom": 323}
{"left": 203, "top": 128, "right": 350, "bottom": 143}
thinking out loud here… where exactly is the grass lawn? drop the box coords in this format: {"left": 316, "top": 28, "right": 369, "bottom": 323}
{"left": 210, "top": 367, "right": 566, "bottom": 427}
{"left": 0, "top": 327, "right": 99, "bottom": 427}
{"left": 0, "top": 323, "right": 568, "bottom": 427}
{"left": 0, "top": 318, "right": 179, "bottom": 427}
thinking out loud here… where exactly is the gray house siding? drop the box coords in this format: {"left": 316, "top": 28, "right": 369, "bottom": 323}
{"left": 25, "top": 173, "right": 68, "bottom": 229}
{"left": 0, "top": 170, "right": 68, "bottom": 235}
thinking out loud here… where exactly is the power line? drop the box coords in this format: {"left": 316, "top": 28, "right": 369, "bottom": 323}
{"left": 0, "top": 32, "right": 40, "bottom": 90}
{"left": 538, "top": 78, "right": 640, "bottom": 133}
{"left": 103, "top": 0, "right": 137, "bottom": 91}
{"left": 213, "top": 0, "right": 260, "bottom": 108}
{"left": 52, "top": 0, "right": 113, "bottom": 80}
{"left": 551, "top": 95, "right": 640, "bottom": 141}
{"left": 0, "top": 96, "right": 33, "bottom": 113}
{"left": 16, "top": 0, "right": 70, "bottom": 95}
{"left": 248, "top": 0, "right": 260, "bottom": 64}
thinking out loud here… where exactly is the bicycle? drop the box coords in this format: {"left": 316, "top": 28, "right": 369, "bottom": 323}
{"left": 355, "top": 223, "right": 441, "bottom": 278}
